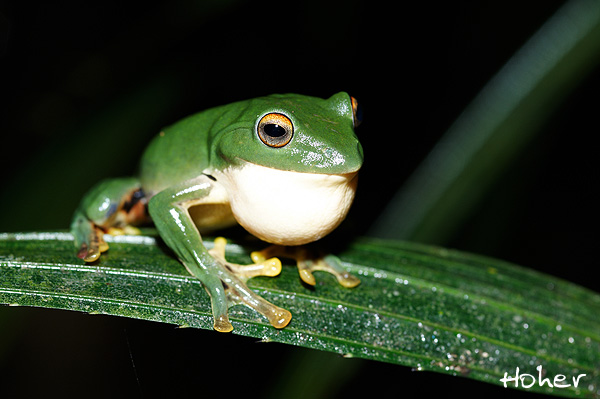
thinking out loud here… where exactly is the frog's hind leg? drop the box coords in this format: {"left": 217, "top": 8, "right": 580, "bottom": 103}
{"left": 251, "top": 246, "right": 360, "bottom": 288}
{"left": 71, "top": 177, "right": 150, "bottom": 262}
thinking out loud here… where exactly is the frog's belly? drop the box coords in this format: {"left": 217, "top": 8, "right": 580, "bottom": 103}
{"left": 188, "top": 203, "right": 237, "bottom": 232}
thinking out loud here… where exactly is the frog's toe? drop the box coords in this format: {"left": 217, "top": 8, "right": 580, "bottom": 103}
{"left": 210, "top": 237, "right": 282, "bottom": 281}
{"left": 77, "top": 244, "right": 104, "bottom": 263}
{"left": 213, "top": 315, "right": 234, "bottom": 333}
{"left": 75, "top": 224, "right": 109, "bottom": 262}
{"left": 203, "top": 275, "right": 235, "bottom": 332}
{"left": 250, "top": 246, "right": 277, "bottom": 264}
{"left": 319, "top": 255, "right": 361, "bottom": 288}
{"left": 262, "top": 305, "right": 292, "bottom": 329}
{"left": 230, "top": 257, "right": 282, "bottom": 279}
{"left": 248, "top": 247, "right": 285, "bottom": 277}
{"left": 297, "top": 260, "right": 317, "bottom": 286}
{"left": 76, "top": 244, "right": 95, "bottom": 262}
{"left": 230, "top": 283, "right": 291, "bottom": 329}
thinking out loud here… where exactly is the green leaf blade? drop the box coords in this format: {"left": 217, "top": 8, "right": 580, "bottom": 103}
{"left": 1, "top": 232, "right": 598, "bottom": 398}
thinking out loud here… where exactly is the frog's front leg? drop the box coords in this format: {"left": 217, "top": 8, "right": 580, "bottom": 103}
{"left": 251, "top": 246, "right": 360, "bottom": 288}
{"left": 148, "top": 177, "right": 292, "bottom": 332}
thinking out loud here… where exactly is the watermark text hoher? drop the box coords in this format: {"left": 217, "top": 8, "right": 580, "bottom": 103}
{"left": 500, "top": 365, "right": 586, "bottom": 389}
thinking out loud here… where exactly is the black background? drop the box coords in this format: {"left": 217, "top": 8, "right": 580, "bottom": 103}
{"left": 0, "top": 1, "right": 597, "bottom": 398}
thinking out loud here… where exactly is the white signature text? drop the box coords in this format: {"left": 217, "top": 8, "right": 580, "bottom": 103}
{"left": 500, "top": 365, "right": 586, "bottom": 389}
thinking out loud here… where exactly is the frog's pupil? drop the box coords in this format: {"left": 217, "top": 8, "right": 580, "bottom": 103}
{"left": 264, "top": 123, "right": 286, "bottom": 137}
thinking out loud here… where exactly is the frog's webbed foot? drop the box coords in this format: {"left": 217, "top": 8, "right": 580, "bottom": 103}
{"left": 209, "top": 237, "right": 282, "bottom": 280}
{"left": 204, "top": 237, "right": 292, "bottom": 332}
{"left": 72, "top": 215, "right": 109, "bottom": 262}
{"left": 251, "top": 246, "right": 360, "bottom": 288}
{"left": 73, "top": 222, "right": 141, "bottom": 263}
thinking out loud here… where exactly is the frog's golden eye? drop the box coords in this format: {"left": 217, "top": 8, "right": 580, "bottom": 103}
{"left": 257, "top": 113, "right": 294, "bottom": 148}
{"left": 351, "top": 96, "right": 362, "bottom": 128}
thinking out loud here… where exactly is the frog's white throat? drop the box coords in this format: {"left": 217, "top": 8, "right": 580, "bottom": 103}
{"left": 214, "top": 162, "right": 358, "bottom": 246}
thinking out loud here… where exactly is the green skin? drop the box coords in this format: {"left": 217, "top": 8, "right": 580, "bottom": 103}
{"left": 71, "top": 92, "right": 364, "bottom": 332}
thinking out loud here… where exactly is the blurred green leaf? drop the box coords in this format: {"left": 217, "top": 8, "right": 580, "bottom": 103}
{"left": 1, "top": 232, "right": 598, "bottom": 397}
{"left": 370, "top": 0, "right": 600, "bottom": 243}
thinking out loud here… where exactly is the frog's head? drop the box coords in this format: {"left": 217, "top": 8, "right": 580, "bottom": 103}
{"left": 211, "top": 92, "right": 364, "bottom": 245}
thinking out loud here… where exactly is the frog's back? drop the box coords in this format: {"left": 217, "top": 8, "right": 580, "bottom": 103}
{"left": 140, "top": 106, "right": 223, "bottom": 195}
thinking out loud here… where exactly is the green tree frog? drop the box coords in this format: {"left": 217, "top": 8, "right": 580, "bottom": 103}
{"left": 70, "top": 92, "right": 363, "bottom": 332}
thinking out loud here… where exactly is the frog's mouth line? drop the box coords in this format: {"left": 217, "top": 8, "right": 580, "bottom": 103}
{"left": 214, "top": 161, "right": 359, "bottom": 246}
